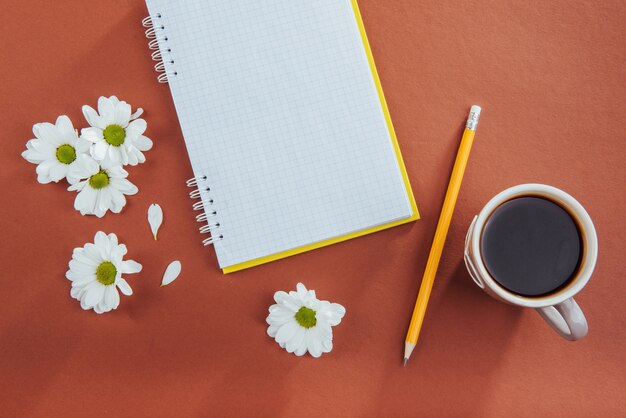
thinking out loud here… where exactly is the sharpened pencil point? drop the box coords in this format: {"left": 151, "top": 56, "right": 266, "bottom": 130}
{"left": 403, "top": 358, "right": 408, "bottom": 367}
{"left": 404, "top": 342, "right": 416, "bottom": 364}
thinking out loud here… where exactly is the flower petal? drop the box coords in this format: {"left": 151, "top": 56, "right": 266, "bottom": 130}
{"left": 72, "top": 248, "right": 98, "bottom": 266}
{"left": 275, "top": 321, "right": 299, "bottom": 346}
{"left": 35, "top": 159, "right": 55, "bottom": 176}
{"left": 55, "top": 115, "right": 74, "bottom": 135}
{"left": 93, "top": 301, "right": 106, "bottom": 314}
{"left": 148, "top": 204, "right": 163, "bottom": 240}
{"left": 83, "top": 284, "right": 105, "bottom": 309}
{"left": 81, "top": 127, "right": 104, "bottom": 143}
{"left": 91, "top": 141, "right": 108, "bottom": 161}
{"left": 296, "top": 283, "right": 307, "bottom": 296}
{"left": 114, "top": 101, "right": 132, "bottom": 127}
{"left": 306, "top": 327, "right": 323, "bottom": 358}
{"left": 74, "top": 187, "right": 97, "bottom": 216}
{"left": 121, "top": 259, "right": 142, "bottom": 274}
{"left": 267, "top": 325, "right": 280, "bottom": 338}
{"left": 295, "top": 339, "right": 308, "bottom": 356}
{"left": 37, "top": 122, "right": 62, "bottom": 145}
{"left": 66, "top": 268, "right": 93, "bottom": 282}
{"left": 122, "top": 146, "right": 138, "bottom": 166}
{"left": 97, "top": 96, "right": 115, "bottom": 125}
{"left": 83, "top": 243, "right": 104, "bottom": 264}
{"left": 107, "top": 145, "right": 121, "bottom": 163}
{"left": 273, "top": 291, "right": 301, "bottom": 312}
{"left": 74, "top": 137, "right": 92, "bottom": 153}
{"left": 21, "top": 146, "right": 47, "bottom": 164}
{"left": 69, "top": 259, "right": 96, "bottom": 275}
{"left": 94, "top": 231, "right": 108, "bottom": 253}
{"left": 97, "top": 188, "right": 112, "bottom": 215}
{"left": 109, "top": 188, "right": 127, "bottom": 212}
{"left": 67, "top": 155, "right": 99, "bottom": 184}
{"left": 104, "top": 285, "right": 120, "bottom": 310}
{"left": 321, "top": 337, "right": 333, "bottom": 354}
{"left": 82, "top": 105, "right": 104, "bottom": 129}
{"left": 161, "top": 260, "right": 181, "bottom": 287}
{"left": 267, "top": 305, "right": 297, "bottom": 326}
{"left": 80, "top": 155, "right": 100, "bottom": 175}
{"left": 29, "top": 136, "right": 55, "bottom": 154}
{"left": 130, "top": 107, "right": 144, "bottom": 120}
{"left": 68, "top": 179, "right": 86, "bottom": 192}
{"left": 126, "top": 118, "right": 147, "bottom": 137}
{"left": 116, "top": 277, "right": 133, "bottom": 296}
{"left": 286, "top": 326, "right": 305, "bottom": 353}
{"left": 94, "top": 201, "right": 107, "bottom": 218}
{"left": 327, "top": 303, "right": 346, "bottom": 326}
{"left": 70, "top": 285, "right": 83, "bottom": 299}
{"left": 134, "top": 135, "right": 153, "bottom": 151}
{"left": 48, "top": 163, "right": 68, "bottom": 182}
{"left": 106, "top": 233, "right": 118, "bottom": 248}
{"left": 109, "top": 177, "right": 138, "bottom": 195}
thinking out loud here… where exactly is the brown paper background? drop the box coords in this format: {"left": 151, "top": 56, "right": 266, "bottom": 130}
{"left": 1, "top": 0, "right": 624, "bottom": 416}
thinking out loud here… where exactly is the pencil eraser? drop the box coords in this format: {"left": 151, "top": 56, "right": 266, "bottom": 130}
{"left": 466, "top": 105, "right": 481, "bottom": 129}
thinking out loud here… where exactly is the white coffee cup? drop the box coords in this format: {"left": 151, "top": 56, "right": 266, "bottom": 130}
{"left": 464, "top": 184, "right": 598, "bottom": 341}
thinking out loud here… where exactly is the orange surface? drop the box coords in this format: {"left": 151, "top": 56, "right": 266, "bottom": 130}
{"left": 1, "top": 0, "right": 624, "bottom": 416}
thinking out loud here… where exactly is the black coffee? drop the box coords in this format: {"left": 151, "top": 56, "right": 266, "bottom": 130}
{"left": 480, "top": 197, "right": 582, "bottom": 296}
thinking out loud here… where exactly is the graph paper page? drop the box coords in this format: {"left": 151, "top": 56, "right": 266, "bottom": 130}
{"left": 146, "top": 0, "right": 414, "bottom": 268}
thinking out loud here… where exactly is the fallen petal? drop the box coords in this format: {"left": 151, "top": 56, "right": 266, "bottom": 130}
{"left": 161, "top": 260, "right": 182, "bottom": 287}
{"left": 148, "top": 203, "right": 163, "bottom": 240}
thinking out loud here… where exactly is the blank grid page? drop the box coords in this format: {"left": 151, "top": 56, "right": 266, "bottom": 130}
{"left": 147, "top": 0, "right": 413, "bottom": 268}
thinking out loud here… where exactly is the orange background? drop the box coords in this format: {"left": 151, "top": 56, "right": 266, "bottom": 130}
{"left": 1, "top": 0, "right": 624, "bottom": 416}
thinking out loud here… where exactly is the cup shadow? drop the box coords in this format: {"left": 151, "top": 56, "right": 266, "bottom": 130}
{"left": 366, "top": 259, "right": 525, "bottom": 416}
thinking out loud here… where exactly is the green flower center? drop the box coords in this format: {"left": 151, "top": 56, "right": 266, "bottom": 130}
{"left": 295, "top": 306, "right": 317, "bottom": 329}
{"left": 95, "top": 261, "right": 117, "bottom": 286}
{"left": 56, "top": 144, "right": 76, "bottom": 164}
{"left": 89, "top": 170, "right": 110, "bottom": 189}
{"left": 103, "top": 124, "right": 126, "bottom": 146}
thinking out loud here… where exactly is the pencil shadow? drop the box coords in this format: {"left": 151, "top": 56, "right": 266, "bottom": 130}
{"left": 365, "top": 260, "right": 524, "bottom": 416}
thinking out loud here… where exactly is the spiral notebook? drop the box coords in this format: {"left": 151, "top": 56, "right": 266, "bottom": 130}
{"left": 143, "top": 0, "right": 419, "bottom": 273}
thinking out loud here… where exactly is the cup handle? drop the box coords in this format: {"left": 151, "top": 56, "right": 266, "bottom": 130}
{"left": 535, "top": 298, "right": 588, "bottom": 341}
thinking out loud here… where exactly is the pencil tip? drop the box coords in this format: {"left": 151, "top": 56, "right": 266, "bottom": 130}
{"left": 403, "top": 358, "right": 408, "bottom": 367}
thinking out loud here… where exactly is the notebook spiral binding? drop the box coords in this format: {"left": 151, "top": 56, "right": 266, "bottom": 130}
{"left": 142, "top": 14, "right": 177, "bottom": 84}
{"left": 186, "top": 176, "right": 223, "bottom": 246}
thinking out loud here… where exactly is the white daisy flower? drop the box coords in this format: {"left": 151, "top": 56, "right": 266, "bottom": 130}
{"left": 68, "top": 164, "right": 138, "bottom": 218}
{"left": 81, "top": 95, "right": 152, "bottom": 166}
{"left": 66, "top": 231, "right": 142, "bottom": 314}
{"left": 266, "top": 283, "right": 346, "bottom": 358}
{"left": 21, "top": 115, "right": 98, "bottom": 184}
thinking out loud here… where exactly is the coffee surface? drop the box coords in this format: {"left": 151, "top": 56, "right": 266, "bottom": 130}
{"left": 480, "top": 197, "right": 582, "bottom": 296}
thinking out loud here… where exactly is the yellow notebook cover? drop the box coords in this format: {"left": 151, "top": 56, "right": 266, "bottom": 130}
{"left": 222, "top": 0, "right": 419, "bottom": 273}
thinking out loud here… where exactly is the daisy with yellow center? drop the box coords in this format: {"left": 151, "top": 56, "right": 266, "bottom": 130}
{"left": 266, "top": 283, "right": 346, "bottom": 357}
{"left": 81, "top": 95, "right": 153, "bottom": 166}
{"left": 67, "top": 164, "right": 138, "bottom": 218}
{"left": 21, "top": 115, "right": 98, "bottom": 184}
{"left": 66, "top": 231, "right": 142, "bottom": 314}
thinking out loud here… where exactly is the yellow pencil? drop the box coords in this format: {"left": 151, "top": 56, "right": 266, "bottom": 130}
{"left": 404, "top": 105, "right": 482, "bottom": 366}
